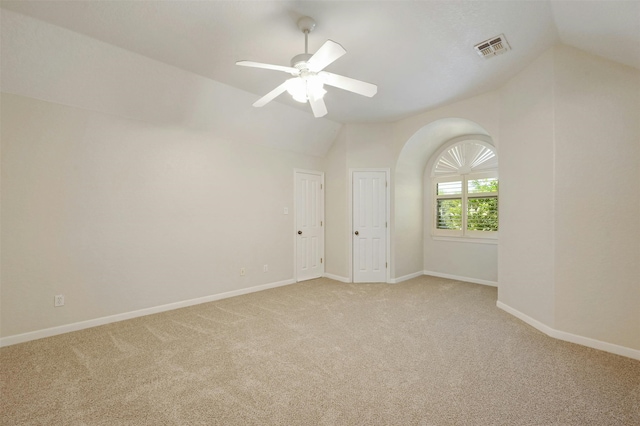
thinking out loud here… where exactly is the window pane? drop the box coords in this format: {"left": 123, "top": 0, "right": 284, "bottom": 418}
{"left": 468, "top": 178, "right": 498, "bottom": 194}
{"left": 437, "top": 181, "right": 462, "bottom": 195}
{"left": 437, "top": 199, "right": 462, "bottom": 230}
{"left": 467, "top": 197, "right": 498, "bottom": 231}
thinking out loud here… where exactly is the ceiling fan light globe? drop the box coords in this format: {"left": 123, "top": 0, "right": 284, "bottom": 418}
{"left": 292, "top": 94, "right": 308, "bottom": 103}
{"left": 306, "top": 77, "right": 325, "bottom": 100}
{"left": 286, "top": 78, "right": 308, "bottom": 103}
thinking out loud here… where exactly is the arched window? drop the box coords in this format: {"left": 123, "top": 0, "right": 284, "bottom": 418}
{"left": 431, "top": 139, "right": 498, "bottom": 239}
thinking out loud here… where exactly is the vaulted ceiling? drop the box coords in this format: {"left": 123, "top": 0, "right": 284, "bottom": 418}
{"left": 2, "top": 1, "right": 638, "bottom": 124}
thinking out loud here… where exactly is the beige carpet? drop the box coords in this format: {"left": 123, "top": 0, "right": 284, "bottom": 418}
{"left": 1, "top": 276, "right": 639, "bottom": 425}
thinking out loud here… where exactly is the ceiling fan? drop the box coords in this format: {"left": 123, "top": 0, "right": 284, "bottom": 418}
{"left": 236, "top": 16, "right": 377, "bottom": 118}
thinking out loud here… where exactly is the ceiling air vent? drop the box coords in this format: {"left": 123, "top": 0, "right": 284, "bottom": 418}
{"left": 474, "top": 34, "right": 510, "bottom": 58}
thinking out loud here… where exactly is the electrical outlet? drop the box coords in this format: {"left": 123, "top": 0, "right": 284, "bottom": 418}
{"left": 240, "top": 268, "right": 245, "bottom": 276}
{"left": 263, "top": 264, "right": 268, "bottom": 272}
{"left": 54, "top": 294, "right": 65, "bottom": 307}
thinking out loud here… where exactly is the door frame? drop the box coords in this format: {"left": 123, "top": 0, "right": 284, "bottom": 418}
{"left": 349, "top": 168, "right": 391, "bottom": 283}
{"left": 293, "top": 169, "right": 325, "bottom": 282}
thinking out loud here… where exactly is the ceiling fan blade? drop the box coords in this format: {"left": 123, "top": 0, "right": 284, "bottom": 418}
{"left": 306, "top": 40, "right": 346, "bottom": 72}
{"left": 236, "top": 60, "right": 298, "bottom": 74}
{"left": 309, "top": 95, "right": 328, "bottom": 118}
{"left": 320, "top": 72, "right": 378, "bottom": 97}
{"left": 253, "top": 80, "right": 292, "bottom": 107}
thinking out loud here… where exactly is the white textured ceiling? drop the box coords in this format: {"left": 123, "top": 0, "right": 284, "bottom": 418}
{"left": 1, "top": 1, "right": 638, "bottom": 124}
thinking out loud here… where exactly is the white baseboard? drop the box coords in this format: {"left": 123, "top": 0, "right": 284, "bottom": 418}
{"left": 423, "top": 270, "right": 497, "bottom": 287}
{"left": 0, "top": 279, "right": 296, "bottom": 348}
{"left": 388, "top": 271, "right": 424, "bottom": 284}
{"left": 497, "top": 301, "right": 640, "bottom": 361}
{"left": 323, "top": 273, "right": 351, "bottom": 283}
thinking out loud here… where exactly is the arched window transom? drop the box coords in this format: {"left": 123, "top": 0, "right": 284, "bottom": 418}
{"left": 433, "top": 141, "right": 498, "bottom": 177}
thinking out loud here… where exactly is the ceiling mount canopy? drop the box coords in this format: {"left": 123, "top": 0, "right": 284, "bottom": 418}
{"left": 236, "top": 16, "right": 377, "bottom": 118}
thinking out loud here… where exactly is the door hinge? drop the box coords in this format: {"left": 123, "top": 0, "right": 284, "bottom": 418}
{"left": 321, "top": 258, "right": 323, "bottom": 264}
{"left": 321, "top": 221, "right": 323, "bottom": 226}
{"left": 320, "top": 184, "right": 323, "bottom": 190}
{"left": 386, "top": 262, "right": 388, "bottom": 268}
{"left": 386, "top": 181, "right": 388, "bottom": 188}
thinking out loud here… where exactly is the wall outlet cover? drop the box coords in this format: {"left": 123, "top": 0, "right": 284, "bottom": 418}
{"left": 54, "top": 294, "right": 65, "bottom": 307}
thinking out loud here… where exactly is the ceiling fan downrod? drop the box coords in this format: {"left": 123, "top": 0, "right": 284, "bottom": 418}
{"left": 297, "top": 16, "right": 316, "bottom": 55}
{"left": 291, "top": 16, "right": 316, "bottom": 67}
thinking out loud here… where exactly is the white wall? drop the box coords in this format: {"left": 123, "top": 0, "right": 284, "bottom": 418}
{"left": 497, "top": 45, "right": 640, "bottom": 354}
{"left": 498, "top": 49, "right": 557, "bottom": 326}
{"left": 553, "top": 45, "right": 640, "bottom": 350}
{"left": 323, "top": 128, "right": 349, "bottom": 280}
{"left": 422, "top": 239, "right": 498, "bottom": 283}
{"left": 345, "top": 124, "right": 395, "bottom": 169}
{"left": 0, "top": 10, "right": 335, "bottom": 340}
{"left": 1, "top": 93, "right": 323, "bottom": 338}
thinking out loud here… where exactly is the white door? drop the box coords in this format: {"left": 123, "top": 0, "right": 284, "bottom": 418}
{"left": 295, "top": 171, "right": 324, "bottom": 282}
{"left": 353, "top": 171, "right": 387, "bottom": 283}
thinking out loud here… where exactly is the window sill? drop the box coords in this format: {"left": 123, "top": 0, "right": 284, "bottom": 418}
{"left": 431, "top": 236, "right": 498, "bottom": 245}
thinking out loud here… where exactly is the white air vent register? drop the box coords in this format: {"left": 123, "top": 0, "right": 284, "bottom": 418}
{"left": 474, "top": 34, "right": 510, "bottom": 58}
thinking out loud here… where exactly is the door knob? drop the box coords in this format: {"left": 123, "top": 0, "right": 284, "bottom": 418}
{"left": 298, "top": 230, "right": 302, "bottom": 235}
{"left": 354, "top": 231, "right": 359, "bottom": 235}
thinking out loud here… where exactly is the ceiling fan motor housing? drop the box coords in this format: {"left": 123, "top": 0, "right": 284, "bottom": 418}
{"left": 291, "top": 53, "right": 313, "bottom": 69}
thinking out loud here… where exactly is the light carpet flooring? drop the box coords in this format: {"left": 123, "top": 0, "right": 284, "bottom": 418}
{"left": 1, "top": 276, "right": 639, "bottom": 425}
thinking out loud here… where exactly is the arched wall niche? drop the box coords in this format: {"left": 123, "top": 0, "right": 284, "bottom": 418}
{"left": 397, "top": 119, "right": 491, "bottom": 176}
{"left": 393, "top": 117, "right": 496, "bottom": 281}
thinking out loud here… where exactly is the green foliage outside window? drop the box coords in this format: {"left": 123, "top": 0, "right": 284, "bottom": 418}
{"left": 468, "top": 178, "right": 498, "bottom": 193}
{"left": 436, "top": 179, "right": 498, "bottom": 232}
{"left": 437, "top": 199, "right": 462, "bottom": 230}
{"left": 467, "top": 197, "right": 498, "bottom": 231}
{"left": 467, "top": 179, "right": 498, "bottom": 231}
